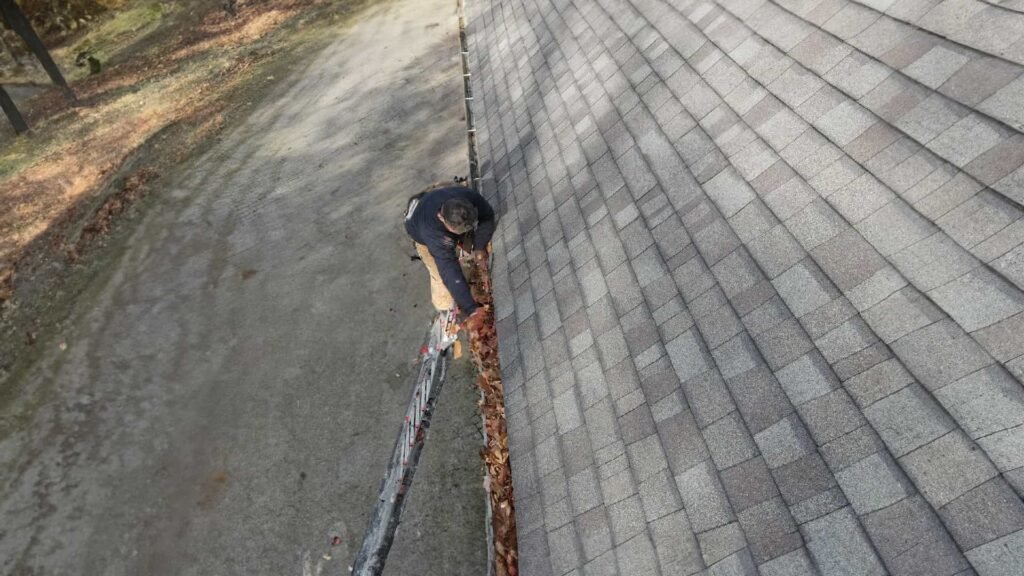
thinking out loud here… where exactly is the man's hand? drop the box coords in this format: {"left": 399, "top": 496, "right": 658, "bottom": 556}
{"left": 474, "top": 249, "right": 489, "bottom": 269}
{"left": 463, "top": 306, "right": 489, "bottom": 334}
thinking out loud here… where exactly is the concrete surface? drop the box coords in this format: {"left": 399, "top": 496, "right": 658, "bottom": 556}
{"left": 0, "top": 0, "right": 486, "bottom": 574}
{"left": 466, "top": 0, "right": 1024, "bottom": 574}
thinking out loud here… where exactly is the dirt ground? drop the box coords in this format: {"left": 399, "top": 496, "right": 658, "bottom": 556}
{"left": 0, "top": 0, "right": 487, "bottom": 573}
{"left": 0, "top": 0, "right": 374, "bottom": 392}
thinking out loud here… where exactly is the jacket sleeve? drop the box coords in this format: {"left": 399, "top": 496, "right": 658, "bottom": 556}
{"left": 430, "top": 244, "right": 479, "bottom": 314}
{"left": 469, "top": 191, "right": 496, "bottom": 250}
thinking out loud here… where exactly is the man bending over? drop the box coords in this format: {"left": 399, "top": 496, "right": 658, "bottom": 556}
{"left": 405, "top": 183, "right": 495, "bottom": 329}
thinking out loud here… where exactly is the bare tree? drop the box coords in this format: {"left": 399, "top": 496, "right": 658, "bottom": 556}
{"left": 0, "top": 84, "right": 28, "bottom": 133}
{"left": 0, "top": 0, "right": 74, "bottom": 102}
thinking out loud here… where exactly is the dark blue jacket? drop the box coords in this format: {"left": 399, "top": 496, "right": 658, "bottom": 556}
{"left": 405, "top": 186, "right": 496, "bottom": 313}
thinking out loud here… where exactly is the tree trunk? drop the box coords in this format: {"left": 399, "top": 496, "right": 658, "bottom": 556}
{"left": 0, "top": 85, "right": 29, "bottom": 134}
{"left": 0, "top": 0, "right": 74, "bottom": 102}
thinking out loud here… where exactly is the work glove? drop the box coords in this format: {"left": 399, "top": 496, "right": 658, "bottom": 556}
{"left": 463, "top": 306, "right": 490, "bottom": 334}
{"left": 474, "top": 249, "right": 490, "bottom": 271}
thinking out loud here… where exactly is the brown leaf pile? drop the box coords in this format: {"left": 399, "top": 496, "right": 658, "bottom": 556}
{"left": 468, "top": 264, "right": 519, "bottom": 576}
{"left": 65, "top": 166, "right": 157, "bottom": 262}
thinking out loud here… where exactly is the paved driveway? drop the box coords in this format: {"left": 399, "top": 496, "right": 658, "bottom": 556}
{"left": 0, "top": 0, "right": 486, "bottom": 573}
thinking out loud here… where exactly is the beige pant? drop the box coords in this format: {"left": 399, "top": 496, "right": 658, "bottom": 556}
{"left": 415, "top": 243, "right": 455, "bottom": 311}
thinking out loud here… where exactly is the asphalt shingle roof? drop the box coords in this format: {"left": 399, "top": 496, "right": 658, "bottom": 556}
{"left": 466, "top": 0, "right": 1024, "bottom": 574}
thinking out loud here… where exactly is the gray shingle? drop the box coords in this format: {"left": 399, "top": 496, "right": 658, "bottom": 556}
{"left": 657, "top": 409, "right": 712, "bottom": 478}
{"left": 638, "top": 354, "right": 680, "bottom": 404}
{"left": 562, "top": 425, "right": 595, "bottom": 477}
{"left": 896, "top": 93, "right": 969, "bottom": 144}
{"left": 757, "top": 548, "right": 817, "bottom": 576}
{"left": 790, "top": 487, "right": 849, "bottom": 524}
{"left": 639, "top": 468, "right": 684, "bottom": 522}
{"left": 727, "top": 364, "right": 795, "bottom": 434}
{"left": 904, "top": 44, "right": 970, "bottom": 90}
{"left": 802, "top": 507, "right": 886, "bottom": 576}
{"left": 605, "top": 263, "right": 645, "bottom": 315}
{"left": 815, "top": 100, "right": 876, "bottom": 146}
{"left": 862, "top": 495, "right": 969, "bottom": 576}
{"left": 772, "top": 259, "right": 837, "bottom": 318}
{"left": 820, "top": 424, "right": 886, "bottom": 471}
{"left": 835, "top": 452, "right": 912, "bottom": 515}
{"left": 713, "top": 249, "right": 763, "bottom": 298}
{"left": 713, "top": 333, "right": 761, "bottom": 381}
{"left": 928, "top": 113, "right": 1006, "bottom": 168}
{"left": 743, "top": 295, "right": 792, "bottom": 337}
{"left": 569, "top": 467, "right": 604, "bottom": 515}
{"left": 738, "top": 497, "right": 803, "bottom": 564}
{"left": 631, "top": 246, "right": 670, "bottom": 289}
{"left": 705, "top": 167, "right": 757, "bottom": 218}
{"left": 681, "top": 368, "right": 736, "bottom": 429}
{"left": 856, "top": 200, "right": 936, "bottom": 257}
{"left": 773, "top": 452, "right": 838, "bottom": 507}
{"left": 676, "top": 461, "right": 736, "bottom": 532}
{"left": 845, "top": 358, "right": 914, "bottom": 408}
{"left": 697, "top": 303, "right": 746, "bottom": 350}
{"left": 649, "top": 509, "right": 704, "bottom": 575}
{"left": 785, "top": 199, "right": 848, "bottom": 254}
{"left": 651, "top": 389, "right": 686, "bottom": 423}
{"left": 977, "top": 423, "right": 1024, "bottom": 473}
{"left": 891, "top": 319, "right": 993, "bottom": 391}
{"left": 808, "top": 155, "right": 865, "bottom": 196}
{"left": 797, "top": 388, "right": 867, "bottom": 444}
{"left": 721, "top": 454, "right": 780, "bottom": 513}
{"left": 596, "top": 326, "right": 629, "bottom": 369}
{"left": 862, "top": 286, "right": 944, "bottom": 344}
{"left": 935, "top": 365, "right": 1024, "bottom": 439}
{"left": 753, "top": 318, "right": 814, "bottom": 371}
{"left": 978, "top": 74, "right": 1024, "bottom": 132}
{"left": 577, "top": 357, "right": 610, "bottom": 409}
{"left": 594, "top": 355, "right": 633, "bottom": 405}
{"left": 764, "top": 178, "right": 817, "bottom": 226}
{"left": 699, "top": 521, "right": 747, "bottom": 566}
{"left": 626, "top": 433, "right": 669, "bottom": 482}
{"left": 811, "top": 228, "right": 887, "bottom": 291}
{"left": 865, "top": 383, "right": 956, "bottom": 457}
{"left": 704, "top": 412, "right": 760, "bottom": 470}
{"left": 549, "top": 522, "right": 583, "bottom": 575}
{"left": 929, "top": 267, "right": 1024, "bottom": 333}
{"left": 846, "top": 266, "right": 909, "bottom": 314}
{"left": 746, "top": 224, "right": 806, "bottom": 279}
{"left": 586, "top": 399, "right": 620, "bottom": 451}
{"left": 776, "top": 351, "right": 840, "bottom": 406}
{"left": 576, "top": 506, "right": 614, "bottom": 562}
{"left": 940, "top": 477, "right": 1024, "bottom": 551}
{"left": 729, "top": 201, "right": 779, "bottom": 245}
{"left": 555, "top": 388, "right": 584, "bottom": 434}
{"left": 667, "top": 328, "right": 714, "bottom": 384}
{"left": 754, "top": 415, "right": 817, "bottom": 470}
{"left": 619, "top": 404, "right": 656, "bottom": 446}
{"left": 707, "top": 548, "right": 759, "bottom": 576}
{"left": 936, "top": 189, "right": 1019, "bottom": 249}
{"left": 693, "top": 218, "right": 743, "bottom": 266}
{"left": 940, "top": 54, "right": 1021, "bottom": 106}
{"left": 891, "top": 232, "right": 976, "bottom": 292}
{"left": 583, "top": 550, "right": 618, "bottom": 576}
{"left": 607, "top": 494, "right": 645, "bottom": 546}
{"left": 616, "top": 532, "right": 660, "bottom": 576}
{"left": 474, "top": 2, "right": 1024, "bottom": 573}
{"left": 900, "top": 430, "right": 998, "bottom": 507}
{"left": 964, "top": 529, "right": 1024, "bottom": 576}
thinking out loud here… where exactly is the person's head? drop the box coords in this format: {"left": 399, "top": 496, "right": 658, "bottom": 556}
{"left": 439, "top": 197, "right": 478, "bottom": 234}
